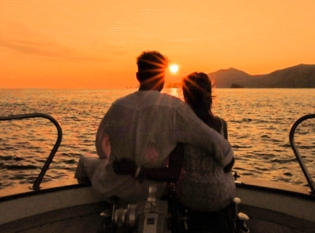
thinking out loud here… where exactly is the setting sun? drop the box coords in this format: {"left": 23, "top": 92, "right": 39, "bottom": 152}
{"left": 169, "top": 64, "right": 179, "bottom": 74}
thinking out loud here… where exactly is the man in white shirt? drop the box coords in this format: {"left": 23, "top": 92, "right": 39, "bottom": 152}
{"left": 75, "top": 51, "right": 233, "bottom": 203}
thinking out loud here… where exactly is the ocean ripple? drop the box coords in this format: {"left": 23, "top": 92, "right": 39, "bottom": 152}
{"left": 0, "top": 88, "right": 314, "bottom": 192}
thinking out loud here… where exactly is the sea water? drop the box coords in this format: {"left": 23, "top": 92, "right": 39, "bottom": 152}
{"left": 0, "top": 88, "right": 314, "bottom": 191}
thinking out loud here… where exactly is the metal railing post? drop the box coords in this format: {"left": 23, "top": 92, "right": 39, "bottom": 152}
{"left": 0, "top": 113, "right": 62, "bottom": 190}
{"left": 289, "top": 114, "right": 315, "bottom": 194}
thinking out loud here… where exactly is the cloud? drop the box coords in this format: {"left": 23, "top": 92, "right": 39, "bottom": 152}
{"left": 0, "top": 38, "right": 69, "bottom": 57}
{"left": 170, "top": 37, "right": 230, "bottom": 42}
{"left": 0, "top": 23, "right": 108, "bottom": 62}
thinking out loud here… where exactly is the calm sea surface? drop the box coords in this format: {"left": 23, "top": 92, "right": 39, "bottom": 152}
{"left": 0, "top": 88, "right": 314, "bottom": 192}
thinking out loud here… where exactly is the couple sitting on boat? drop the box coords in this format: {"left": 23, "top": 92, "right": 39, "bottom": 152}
{"left": 75, "top": 50, "right": 236, "bottom": 232}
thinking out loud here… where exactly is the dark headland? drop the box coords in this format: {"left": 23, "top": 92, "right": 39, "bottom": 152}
{"left": 166, "top": 64, "right": 315, "bottom": 88}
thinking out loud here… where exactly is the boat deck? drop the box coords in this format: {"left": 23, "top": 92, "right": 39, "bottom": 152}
{"left": 240, "top": 205, "right": 315, "bottom": 233}
{"left": 0, "top": 202, "right": 109, "bottom": 233}
{"left": 2, "top": 201, "right": 315, "bottom": 233}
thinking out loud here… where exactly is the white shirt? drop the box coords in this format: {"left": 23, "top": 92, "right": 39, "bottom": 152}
{"left": 92, "top": 90, "right": 233, "bottom": 203}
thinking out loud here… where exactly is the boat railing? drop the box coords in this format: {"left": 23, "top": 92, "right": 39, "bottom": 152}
{"left": 0, "top": 113, "right": 62, "bottom": 191}
{"left": 289, "top": 113, "right": 315, "bottom": 195}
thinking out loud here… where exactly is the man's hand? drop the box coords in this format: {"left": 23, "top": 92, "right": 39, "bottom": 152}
{"left": 113, "top": 158, "right": 137, "bottom": 176}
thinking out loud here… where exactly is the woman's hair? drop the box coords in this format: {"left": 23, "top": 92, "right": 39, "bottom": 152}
{"left": 182, "top": 72, "right": 214, "bottom": 118}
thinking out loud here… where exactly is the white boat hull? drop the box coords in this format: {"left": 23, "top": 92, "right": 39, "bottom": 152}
{"left": 1, "top": 177, "right": 315, "bottom": 233}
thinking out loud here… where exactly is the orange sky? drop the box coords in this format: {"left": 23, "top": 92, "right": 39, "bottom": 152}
{"left": 1, "top": 0, "right": 315, "bottom": 88}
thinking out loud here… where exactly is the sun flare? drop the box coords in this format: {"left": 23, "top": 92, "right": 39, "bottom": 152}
{"left": 169, "top": 64, "right": 179, "bottom": 74}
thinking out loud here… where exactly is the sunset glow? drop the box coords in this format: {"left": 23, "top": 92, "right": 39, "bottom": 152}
{"left": 1, "top": 0, "right": 315, "bottom": 88}
{"left": 169, "top": 64, "right": 179, "bottom": 74}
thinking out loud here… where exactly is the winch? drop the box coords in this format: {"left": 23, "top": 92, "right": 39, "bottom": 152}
{"left": 98, "top": 185, "right": 171, "bottom": 233}
{"left": 98, "top": 185, "right": 249, "bottom": 233}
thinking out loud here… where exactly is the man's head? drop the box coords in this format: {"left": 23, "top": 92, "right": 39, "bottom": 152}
{"left": 136, "top": 51, "right": 168, "bottom": 91}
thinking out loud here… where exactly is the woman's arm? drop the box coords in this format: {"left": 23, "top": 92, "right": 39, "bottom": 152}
{"left": 221, "top": 118, "right": 233, "bottom": 172}
{"left": 113, "top": 143, "right": 184, "bottom": 183}
{"left": 221, "top": 118, "right": 228, "bottom": 140}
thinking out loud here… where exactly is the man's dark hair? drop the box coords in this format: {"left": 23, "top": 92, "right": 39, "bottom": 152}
{"left": 137, "top": 51, "right": 168, "bottom": 73}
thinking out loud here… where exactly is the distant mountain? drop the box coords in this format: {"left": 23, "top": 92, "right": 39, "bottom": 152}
{"left": 208, "top": 64, "right": 315, "bottom": 88}
{"left": 166, "top": 82, "right": 182, "bottom": 88}
{"left": 207, "top": 68, "right": 253, "bottom": 88}
{"left": 165, "top": 64, "right": 315, "bottom": 88}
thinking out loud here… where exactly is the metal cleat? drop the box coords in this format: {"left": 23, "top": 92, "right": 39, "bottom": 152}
{"left": 233, "top": 197, "right": 250, "bottom": 233}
